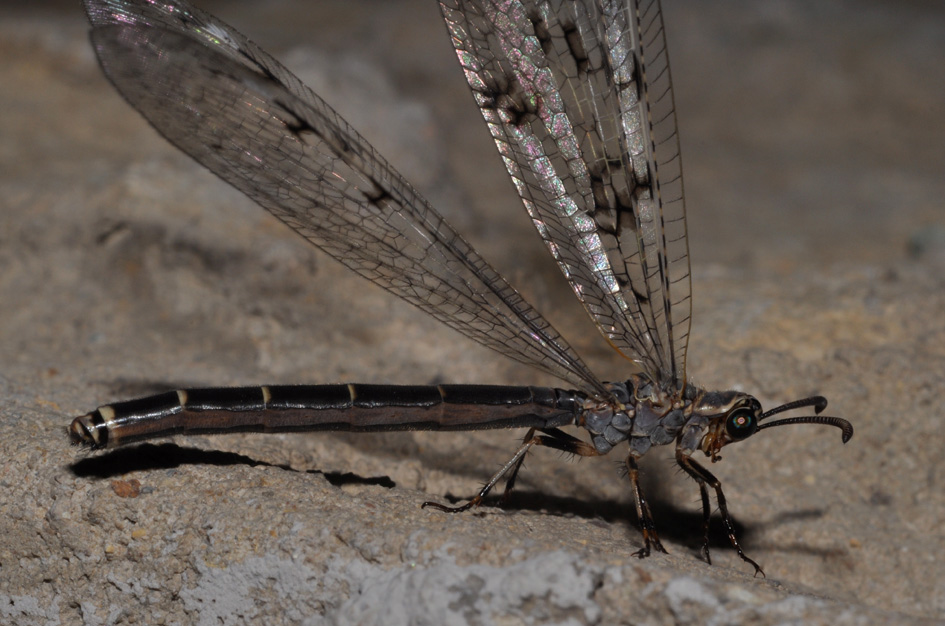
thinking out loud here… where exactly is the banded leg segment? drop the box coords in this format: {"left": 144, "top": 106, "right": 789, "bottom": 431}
{"left": 422, "top": 427, "right": 601, "bottom": 512}
{"left": 626, "top": 455, "right": 668, "bottom": 558}
{"left": 501, "top": 427, "right": 599, "bottom": 503}
{"left": 676, "top": 451, "right": 765, "bottom": 577}
{"left": 70, "top": 384, "right": 582, "bottom": 449}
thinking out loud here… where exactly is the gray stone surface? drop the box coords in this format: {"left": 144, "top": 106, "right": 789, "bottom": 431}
{"left": 2, "top": 1, "right": 943, "bottom": 624}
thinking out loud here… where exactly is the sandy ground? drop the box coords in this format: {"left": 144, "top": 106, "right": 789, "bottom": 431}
{"left": 2, "top": 0, "right": 944, "bottom": 624}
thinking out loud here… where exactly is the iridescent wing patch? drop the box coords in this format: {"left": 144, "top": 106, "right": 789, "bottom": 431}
{"left": 441, "top": 0, "right": 691, "bottom": 390}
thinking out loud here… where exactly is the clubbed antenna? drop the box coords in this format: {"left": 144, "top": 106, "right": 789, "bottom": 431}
{"left": 757, "top": 396, "right": 853, "bottom": 443}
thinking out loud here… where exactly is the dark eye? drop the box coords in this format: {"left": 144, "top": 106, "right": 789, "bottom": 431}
{"left": 725, "top": 408, "right": 758, "bottom": 440}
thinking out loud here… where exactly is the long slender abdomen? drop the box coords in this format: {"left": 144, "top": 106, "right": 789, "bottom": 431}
{"left": 69, "top": 384, "right": 582, "bottom": 449}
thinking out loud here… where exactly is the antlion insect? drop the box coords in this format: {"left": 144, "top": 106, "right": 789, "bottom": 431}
{"left": 71, "top": 0, "right": 852, "bottom": 574}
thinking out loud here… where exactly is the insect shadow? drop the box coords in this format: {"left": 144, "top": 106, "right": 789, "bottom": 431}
{"left": 68, "top": 436, "right": 772, "bottom": 559}
{"left": 68, "top": 442, "right": 395, "bottom": 490}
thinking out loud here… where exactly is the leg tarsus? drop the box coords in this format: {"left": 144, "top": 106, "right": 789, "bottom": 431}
{"left": 421, "top": 495, "right": 483, "bottom": 513}
{"left": 714, "top": 483, "right": 765, "bottom": 577}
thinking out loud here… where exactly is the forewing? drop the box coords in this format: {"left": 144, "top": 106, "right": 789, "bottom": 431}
{"left": 440, "top": 0, "right": 691, "bottom": 390}
{"left": 83, "top": 0, "right": 610, "bottom": 397}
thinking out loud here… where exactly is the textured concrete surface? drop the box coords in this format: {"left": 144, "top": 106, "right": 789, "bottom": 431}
{"left": 2, "top": 1, "right": 944, "bottom": 624}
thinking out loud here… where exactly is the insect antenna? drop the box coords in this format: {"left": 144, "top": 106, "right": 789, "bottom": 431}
{"left": 760, "top": 396, "right": 828, "bottom": 417}
{"left": 756, "top": 396, "right": 853, "bottom": 443}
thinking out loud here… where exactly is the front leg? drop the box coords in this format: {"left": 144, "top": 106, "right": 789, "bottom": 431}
{"left": 675, "top": 450, "right": 765, "bottom": 577}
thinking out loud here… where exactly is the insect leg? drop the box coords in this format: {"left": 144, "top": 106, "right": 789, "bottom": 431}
{"left": 501, "top": 427, "right": 601, "bottom": 503}
{"left": 676, "top": 451, "right": 765, "bottom": 577}
{"left": 695, "top": 479, "right": 713, "bottom": 564}
{"left": 422, "top": 427, "right": 599, "bottom": 513}
{"left": 626, "top": 456, "right": 669, "bottom": 558}
{"left": 499, "top": 427, "right": 537, "bottom": 504}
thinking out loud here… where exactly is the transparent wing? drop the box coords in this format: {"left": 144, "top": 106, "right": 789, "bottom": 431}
{"left": 440, "top": 0, "right": 691, "bottom": 390}
{"left": 83, "top": 0, "right": 611, "bottom": 398}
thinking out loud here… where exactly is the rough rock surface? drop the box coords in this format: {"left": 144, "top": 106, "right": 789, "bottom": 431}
{"left": 2, "top": 1, "right": 943, "bottom": 624}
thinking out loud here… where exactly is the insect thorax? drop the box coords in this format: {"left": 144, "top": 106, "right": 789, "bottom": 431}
{"left": 580, "top": 376, "right": 707, "bottom": 458}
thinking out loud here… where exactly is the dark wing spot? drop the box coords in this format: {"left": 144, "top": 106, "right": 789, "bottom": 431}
{"left": 283, "top": 115, "right": 315, "bottom": 138}
{"left": 271, "top": 99, "right": 318, "bottom": 140}
{"left": 365, "top": 184, "right": 392, "bottom": 206}
{"left": 613, "top": 189, "right": 635, "bottom": 238}
{"left": 501, "top": 95, "right": 539, "bottom": 127}
{"left": 331, "top": 128, "right": 354, "bottom": 156}
{"left": 590, "top": 171, "right": 610, "bottom": 212}
{"left": 527, "top": 8, "right": 553, "bottom": 55}
{"left": 473, "top": 71, "right": 510, "bottom": 111}
{"left": 562, "top": 22, "right": 589, "bottom": 75}
{"left": 487, "top": 72, "right": 539, "bottom": 128}
{"left": 588, "top": 162, "right": 636, "bottom": 238}
{"left": 474, "top": 86, "right": 499, "bottom": 111}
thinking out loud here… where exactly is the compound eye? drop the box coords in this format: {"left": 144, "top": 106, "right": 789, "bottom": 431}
{"left": 725, "top": 408, "right": 758, "bottom": 440}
